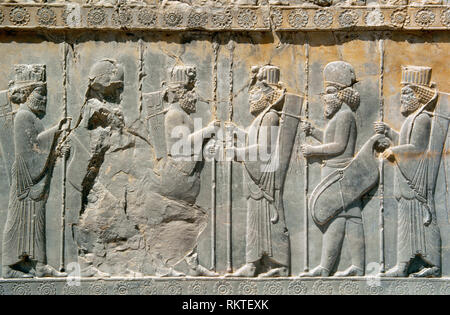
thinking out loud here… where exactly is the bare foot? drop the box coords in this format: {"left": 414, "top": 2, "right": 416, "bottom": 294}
{"left": 81, "top": 266, "right": 111, "bottom": 278}
{"left": 35, "top": 264, "right": 67, "bottom": 277}
{"left": 334, "top": 265, "right": 364, "bottom": 277}
{"left": 2, "top": 266, "right": 34, "bottom": 279}
{"left": 379, "top": 264, "right": 407, "bottom": 277}
{"left": 158, "top": 267, "right": 186, "bottom": 277}
{"left": 258, "top": 267, "right": 288, "bottom": 278}
{"left": 225, "top": 263, "right": 256, "bottom": 277}
{"left": 298, "top": 265, "right": 330, "bottom": 277}
{"left": 410, "top": 267, "right": 440, "bottom": 278}
{"left": 190, "top": 264, "right": 219, "bottom": 277}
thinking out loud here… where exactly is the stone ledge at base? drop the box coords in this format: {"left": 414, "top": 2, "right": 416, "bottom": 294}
{"left": 0, "top": 277, "right": 449, "bottom": 295}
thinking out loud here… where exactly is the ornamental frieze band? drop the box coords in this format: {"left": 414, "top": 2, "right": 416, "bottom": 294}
{"left": 0, "top": 3, "right": 447, "bottom": 30}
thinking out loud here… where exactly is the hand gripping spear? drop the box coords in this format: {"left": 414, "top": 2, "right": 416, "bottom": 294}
{"left": 58, "top": 119, "right": 72, "bottom": 273}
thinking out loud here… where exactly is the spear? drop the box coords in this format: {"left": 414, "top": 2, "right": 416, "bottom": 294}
{"left": 378, "top": 38, "right": 385, "bottom": 273}
{"left": 303, "top": 38, "right": 310, "bottom": 273}
{"left": 59, "top": 41, "right": 69, "bottom": 272}
{"left": 210, "top": 38, "right": 219, "bottom": 272}
{"left": 225, "top": 36, "right": 235, "bottom": 273}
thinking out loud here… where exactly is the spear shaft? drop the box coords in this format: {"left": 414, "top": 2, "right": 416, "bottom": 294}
{"left": 378, "top": 38, "right": 385, "bottom": 273}
{"left": 210, "top": 38, "right": 219, "bottom": 272}
{"left": 60, "top": 41, "right": 69, "bottom": 272}
{"left": 303, "top": 38, "right": 310, "bottom": 273}
{"left": 226, "top": 36, "right": 235, "bottom": 273}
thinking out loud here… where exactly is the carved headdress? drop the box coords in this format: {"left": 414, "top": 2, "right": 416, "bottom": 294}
{"left": 168, "top": 65, "right": 196, "bottom": 89}
{"left": 88, "top": 59, "right": 124, "bottom": 89}
{"left": 401, "top": 65, "right": 437, "bottom": 109}
{"left": 254, "top": 65, "right": 281, "bottom": 86}
{"left": 11, "top": 64, "right": 46, "bottom": 87}
{"left": 249, "top": 65, "right": 285, "bottom": 115}
{"left": 9, "top": 64, "right": 46, "bottom": 104}
{"left": 323, "top": 61, "right": 360, "bottom": 111}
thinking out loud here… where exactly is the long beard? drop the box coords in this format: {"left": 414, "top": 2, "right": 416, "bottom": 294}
{"left": 249, "top": 86, "right": 282, "bottom": 116}
{"left": 27, "top": 94, "right": 46, "bottom": 116}
{"left": 401, "top": 97, "right": 421, "bottom": 117}
{"left": 250, "top": 97, "right": 269, "bottom": 116}
{"left": 324, "top": 94, "right": 342, "bottom": 119}
{"left": 180, "top": 90, "right": 197, "bottom": 114}
{"left": 337, "top": 87, "right": 360, "bottom": 111}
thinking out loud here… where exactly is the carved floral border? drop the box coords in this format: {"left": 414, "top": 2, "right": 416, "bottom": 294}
{"left": 0, "top": 278, "right": 449, "bottom": 295}
{"left": 0, "top": 4, "right": 448, "bottom": 30}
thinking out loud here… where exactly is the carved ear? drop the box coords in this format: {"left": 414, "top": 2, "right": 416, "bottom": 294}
{"left": 251, "top": 66, "right": 260, "bottom": 74}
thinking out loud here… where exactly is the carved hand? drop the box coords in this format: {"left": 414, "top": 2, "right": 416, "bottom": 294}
{"left": 204, "top": 139, "right": 221, "bottom": 160}
{"left": 58, "top": 117, "right": 72, "bottom": 131}
{"left": 300, "top": 144, "right": 314, "bottom": 157}
{"left": 381, "top": 148, "right": 395, "bottom": 162}
{"left": 60, "top": 138, "right": 71, "bottom": 157}
{"left": 373, "top": 121, "right": 390, "bottom": 135}
{"left": 224, "top": 121, "right": 236, "bottom": 133}
{"left": 301, "top": 121, "right": 314, "bottom": 136}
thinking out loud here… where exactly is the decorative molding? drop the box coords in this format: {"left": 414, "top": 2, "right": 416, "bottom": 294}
{"left": 1, "top": 277, "right": 449, "bottom": 295}
{"left": 0, "top": 4, "right": 447, "bottom": 31}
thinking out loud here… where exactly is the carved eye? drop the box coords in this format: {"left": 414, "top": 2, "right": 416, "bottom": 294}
{"left": 325, "top": 86, "right": 338, "bottom": 94}
{"left": 401, "top": 86, "right": 414, "bottom": 96}
{"left": 35, "top": 86, "right": 46, "bottom": 96}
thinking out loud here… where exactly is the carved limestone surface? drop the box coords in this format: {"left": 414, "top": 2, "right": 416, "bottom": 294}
{"left": 0, "top": 4, "right": 448, "bottom": 30}
{"left": 0, "top": 0, "right": 448, "bottom": 296}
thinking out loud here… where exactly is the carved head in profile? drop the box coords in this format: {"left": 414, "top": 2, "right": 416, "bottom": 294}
{"left": 249, "top": 65, "right": 284, "bottom": 116}
{"left": 323, "top": 61, "right": 360, "bottom": 119}
{"left": 164, "top": 65, "right": 198, "bottom": 114}
{"left": 9, "top": 64, "right": 47, "bottom": 118}
{"left": 400, "top": 66, "right": 436, "bottom": 117}
{"left": 88, "top": 59, "right": 124, "bottom": 104}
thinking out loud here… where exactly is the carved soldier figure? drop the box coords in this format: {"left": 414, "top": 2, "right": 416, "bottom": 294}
{"left": 2, "top": 64, "right": 69, "bottom": 278}
{"left": 65, "top": 59, "right": 130, "bottom": 277}
{"left": 375, "top": 66, "right": 447, "bottom": 278}
{"left": 226, "top": 65, "right": 302, "bottom": 277}
{"left": 300, "top": 61, "right": 364, "bottom": 277}
{"left": 145, "top": 65, "right": 220, "bottom": 276}
{"left": 148, "top": 65, "right": 219, "bottom": 206}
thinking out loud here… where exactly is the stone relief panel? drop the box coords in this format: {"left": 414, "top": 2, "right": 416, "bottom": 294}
{"left": 0, "top": 10, "right": 448, "bottom": 290}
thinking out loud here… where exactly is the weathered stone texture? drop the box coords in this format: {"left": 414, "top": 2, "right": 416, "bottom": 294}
{"left": 0, "top": 1, "right": 448, "bottom": 294}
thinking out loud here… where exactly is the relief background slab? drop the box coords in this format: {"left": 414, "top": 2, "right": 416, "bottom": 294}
{"left": 0, "top": 3, "right": 448, "bottom": 294}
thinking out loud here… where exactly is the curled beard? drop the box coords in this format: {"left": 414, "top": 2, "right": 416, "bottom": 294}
{"left": 337, "top": 87, "right": 360, "bottom": 111}
{"left": 401, "top": 97, "right": 421, "bottom": 117}
{"left": 249, "top": 85, "right": 282, "bottom": 116}
{"left": 323, "top": 94, "right": 342, "bottom": 119}
{"left": 249, "top": 96, "right": 269, "bottom": 116}
{"left": 180, "top": 90, "right": 198, "bottom": 114}
{"left": 27, "top": 94, "right": 46, "bottom": 116}
{"left": 249, "top": 86, "right": 265, "bottom": 116}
